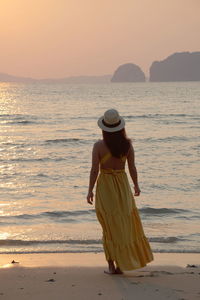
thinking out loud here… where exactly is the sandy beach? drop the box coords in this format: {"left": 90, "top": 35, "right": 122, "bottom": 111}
{"left": 0, "top": 253, "right": 199, "bottom": 300}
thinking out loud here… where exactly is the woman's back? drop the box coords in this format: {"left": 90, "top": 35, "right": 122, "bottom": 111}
{"left": 97, "top": 140, "right": 126, "bottom": 170}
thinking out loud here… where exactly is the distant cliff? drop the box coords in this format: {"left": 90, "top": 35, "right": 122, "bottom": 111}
{"left": 111, "top": 63, "right": 145, "bottom": 82}
{"left": 150, "top": 52, "right": 200, "bottom": 82}
{"left": 40, "top": 75, "right": 112, "bottom": 84}
{"left": 0, "top": 72, "right": 36, "bottom": 83}
{"left": 0, "top": 73, "right": 112, "bottom": 84}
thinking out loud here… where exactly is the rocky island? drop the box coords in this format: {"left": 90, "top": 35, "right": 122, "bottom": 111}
{"left": 150, "top": 52, "right": 200, "bottom": 82}
{"left": 111, "top": 63, "right": 145, "bottom": 82}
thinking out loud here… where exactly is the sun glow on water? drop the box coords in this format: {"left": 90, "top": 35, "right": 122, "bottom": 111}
{"left": 0, "top": 232, "right": 10, "bottom": 240}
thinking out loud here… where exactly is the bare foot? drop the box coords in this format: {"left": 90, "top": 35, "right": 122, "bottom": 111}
{"left": 104, "top": 260, "right": 116, "bottom": 275}
{"left": 104, "top": 269, "right": 116, "bottom": 275}
{"left": 115, "top": 267, "right": 123, "bottom": 274}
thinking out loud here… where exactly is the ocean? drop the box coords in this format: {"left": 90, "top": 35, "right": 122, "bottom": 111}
{"left": 0, "top": 81, "right": 199, "bottom": 254}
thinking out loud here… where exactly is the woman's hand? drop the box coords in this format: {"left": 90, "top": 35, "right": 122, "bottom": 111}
{"left": 134, "top": 185, "right": 141, "bottom": 196}
{"left": 87, "top": 191, "right": 94, "bottom": 205}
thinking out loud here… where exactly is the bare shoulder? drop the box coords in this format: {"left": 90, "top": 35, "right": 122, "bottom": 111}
{"left": 93, "top": 139, "right": 103, "bottom": 148}
{"left": 93, "top": 139, "right": 103, "bottom": 151}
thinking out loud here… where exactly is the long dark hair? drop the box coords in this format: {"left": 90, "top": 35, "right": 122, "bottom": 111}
{"left": 102, "top": 128, "right": 131, "bottom": 158}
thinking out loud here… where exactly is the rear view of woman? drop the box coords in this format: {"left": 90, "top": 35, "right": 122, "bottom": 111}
{"left": 87, "top": 109, "right": 153, "bottom": 274}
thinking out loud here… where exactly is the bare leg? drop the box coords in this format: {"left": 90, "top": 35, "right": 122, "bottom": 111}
{"left": 104, "top": 260, "right": 116, "bottom": 274}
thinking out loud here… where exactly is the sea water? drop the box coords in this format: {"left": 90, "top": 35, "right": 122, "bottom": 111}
{"left": 0, "top": 82, "right": 199, "bottom": 254}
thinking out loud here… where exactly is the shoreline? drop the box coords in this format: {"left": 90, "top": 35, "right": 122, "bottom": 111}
{"left": 0, "top": 253, "right": 199, "bottom": 300}
{"left": 1, "top": 251, "right": 200, "bottom": 255}
{"left": 0, "top": 252, "right": 200, "bottom": 267}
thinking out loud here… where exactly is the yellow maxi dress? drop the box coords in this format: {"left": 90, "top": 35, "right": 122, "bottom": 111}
{"left": 95, "top": 153, "right": 153, "bottom": 271}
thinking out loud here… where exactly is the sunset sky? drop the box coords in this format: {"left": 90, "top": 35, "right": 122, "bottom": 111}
{"left": 0, "top": 0, "right": 200, "bottom": 78}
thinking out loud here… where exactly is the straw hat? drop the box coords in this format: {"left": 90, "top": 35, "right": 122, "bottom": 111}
{"left": 97, "top": 109, "right": 125, "bottom": 132}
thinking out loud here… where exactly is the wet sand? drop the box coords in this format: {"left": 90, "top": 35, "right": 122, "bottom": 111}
{"left": 0, "top": 253, "right": 199, "bottom": 300}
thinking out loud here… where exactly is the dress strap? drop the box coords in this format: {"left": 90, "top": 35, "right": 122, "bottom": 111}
{"left": 100, "top": 152, "right": 112, "bottom": 165}
{"left": 120, "top": 155, "right": 126, "bottom": 162}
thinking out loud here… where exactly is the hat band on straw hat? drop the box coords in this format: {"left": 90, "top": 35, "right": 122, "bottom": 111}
{"left": 102, "top": 119, "right": 121, "bottom": 128}
{"left": 97, "top": 109, "right": 125, "bottom": 132}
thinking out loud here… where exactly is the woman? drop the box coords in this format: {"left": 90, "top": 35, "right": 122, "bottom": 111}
{"left": 87, "top": 109, "right": 153, "bottom": 274}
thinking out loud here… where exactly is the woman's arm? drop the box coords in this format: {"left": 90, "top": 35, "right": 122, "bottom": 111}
{"left": 127, "top": 144, "right": 141, "bottom": 196}
{"left": 87, "top": 142, "right": 100, "bottom": 204}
